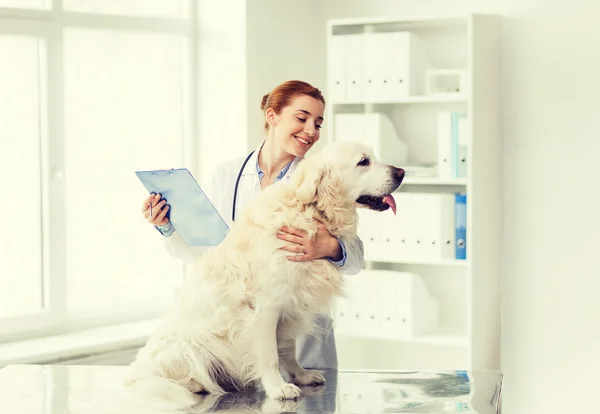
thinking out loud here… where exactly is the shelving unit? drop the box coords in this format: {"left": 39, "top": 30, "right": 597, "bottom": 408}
{"left": 402, "top": 177, "right": 468, "bottom": 186}
{"left": 366, "top": 259, "right": 469, "bottom": 267}
{"left": 332, "top": 94, "right": 468, "bottom": 105}
{"left": 326, "top": 14, "right": 502, "bottom": 371}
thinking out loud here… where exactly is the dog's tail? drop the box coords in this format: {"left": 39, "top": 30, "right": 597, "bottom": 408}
{"left": 123, "top": 371, "right": 200, "bottom": 411}
{"left": 122, "top": 343, "right": 230, "bottom": 411}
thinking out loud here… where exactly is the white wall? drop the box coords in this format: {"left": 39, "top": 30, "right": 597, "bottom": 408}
{"left": 246, "top": 0, "right": 326, "bottom": 150}
{"left": 196, "top": 0, "right": 248, "bottom": 193}
{"left": 319, "top": 1, "right": 600, "bottom": 413}
{"left": 501, "top": 3, "right": 600, "bottom": 412}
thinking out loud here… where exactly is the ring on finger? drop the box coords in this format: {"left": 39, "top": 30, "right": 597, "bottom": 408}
{"left": 299, "top": 245, "right": 308, "bottom": 254}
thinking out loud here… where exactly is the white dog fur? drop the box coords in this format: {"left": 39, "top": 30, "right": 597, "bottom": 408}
{"left": 123, "top": 141, "right": 404, "bottom": 410}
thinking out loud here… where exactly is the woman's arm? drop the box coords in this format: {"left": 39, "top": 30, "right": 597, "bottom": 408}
{"left": 278, "top": 224, "right": 365, "bottom": 275}
{"left": 144, "top": 166, "right": 224, "bottom": 264}
{"left": 335, "top": 235, "right": 364, "bottom": 275}
{"left": 160, "top": 227, "right": 210, "bottom": 264}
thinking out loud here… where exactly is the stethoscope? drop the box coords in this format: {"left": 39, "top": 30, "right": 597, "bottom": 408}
{"left": 232, "top": 150, "right": 255, "bottom": 222}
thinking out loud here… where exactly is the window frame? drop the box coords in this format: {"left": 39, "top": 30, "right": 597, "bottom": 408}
{"left": 0, "top": 0, "right": 198, "bottom": 343}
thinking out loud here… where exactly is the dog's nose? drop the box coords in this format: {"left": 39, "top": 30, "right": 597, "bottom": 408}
{"left": 388, "top": 166, "right": 404, "bottom": 185}
{"left": 393, "top": 167, "right": 405, "bottom": 184}
{"left": 395, "top": 167, "right": 405, "bottom": 180}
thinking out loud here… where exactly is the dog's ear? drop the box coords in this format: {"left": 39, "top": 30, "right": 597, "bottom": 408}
{"left": 295, "top": 156, "right": 329, "bottom": 205}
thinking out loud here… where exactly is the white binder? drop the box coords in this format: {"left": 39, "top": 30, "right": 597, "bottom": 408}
{"left": 397, "top": 194, "right": 421, "bottom": 260}
{"left": 356, "top": 208, "right": 379, "bottom": 262}
{"left": 334, "top": 112, "right": 409, "bottom": 167}
{"left": 457, "top": 115, "right": 469, "bottom": 178}
{"left": 365, "top": 113, "right": 409, "bottom": 166}
{"left": 357, "top": 207, "right": 401, "bottom": 263}
{"left": 361, "top": 32, "right": 432, "bottom": 102}
{"left": 333, "top": 112, "right": 365, "bottom": 147}
{"left": 400, "top": 193, "right": 456, "bottom": 262}
{"left": 375, "top": 270, "right": 439, "bottom": 339}
{"left": 333, "top": 273, "right": 368, "bottom": 334}
{"left": 437, "top": 112, "right": 453, "bottom": 178}
{"left": 421, "top": 193, "right": 456, "bottom": 261}
{"left": 361, "top": 32, "right": 387, "bottom": 102}
{"left": 333, "top": 270, "right": 439, "bottom": 339}
{"left": 344, "top": 34, "right": 363, "bottom": 102}
{"left": 359, "top": 193, "right": 456, "bottom": 263}
{"left": 328, "top": 34, "right": 346, "bottom": 102}
{"left": 332, "top": 294, "right": 351, "bottom": 333}
{"left": 374, "top": 197, "right": 415, "bottom": 261}
{"left": 395, "top": 32, "right": 431, "bottom": 98}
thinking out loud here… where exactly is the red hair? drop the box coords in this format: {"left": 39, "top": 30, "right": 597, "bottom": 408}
{"left": 260, "top": 80, "right": 326, "bottom": 131}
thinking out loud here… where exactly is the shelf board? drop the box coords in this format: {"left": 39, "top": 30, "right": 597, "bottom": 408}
{"left": 327, "top": 15, "right": 469, "bottom": 28}
{"left": 401, "top": 177, "right": 468, "bottom": 186}
{"left": 366, "top": 259, "right": 468, "bottom": 267}
{"left": 401, "top": 334, "right": 468, "bottom": 347}
{"left": 338, "top": 333, "right": 468, "bottom": 347}
{"left": 332, "top": 94, "right": 467, "bottom": 105}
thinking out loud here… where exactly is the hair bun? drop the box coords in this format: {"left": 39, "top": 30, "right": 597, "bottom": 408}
{"left": 260, "top": 93, "right": 270, "bottom": 110}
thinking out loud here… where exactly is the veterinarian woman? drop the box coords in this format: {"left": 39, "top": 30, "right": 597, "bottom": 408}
{"left": 140, "top": 80, "right": 364, "bottom": 370}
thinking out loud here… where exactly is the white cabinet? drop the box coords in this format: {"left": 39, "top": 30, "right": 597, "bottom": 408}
{"left": 326, "top": 14, "right": 502, "bottom": 372}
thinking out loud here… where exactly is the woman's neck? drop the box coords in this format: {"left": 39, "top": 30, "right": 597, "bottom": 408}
{"left": 258, "top": 138, "right": 295, "bottom": 179}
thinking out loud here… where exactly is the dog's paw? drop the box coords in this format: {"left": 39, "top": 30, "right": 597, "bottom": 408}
{"left": 265, "top": 383, "right": 302, "bottom": 400}
{"left": 293, "top": 369, "right": 326, "bottom": 386}
{"left": 260, "top": 397, "right": 300, "bottom": 413}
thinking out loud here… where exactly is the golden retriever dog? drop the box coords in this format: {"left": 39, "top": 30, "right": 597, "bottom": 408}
{"left": 123, "top": 141, "right": 404, "bottom": 409}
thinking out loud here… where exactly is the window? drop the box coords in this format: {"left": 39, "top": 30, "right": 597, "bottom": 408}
{"left": 0, "top": 36, "right": 45, "bottom": 319}
{"left": 0, "top": 1, "right": 195, "bottom": 341}
{"left": 0, "top": 0, "right": 49, "bottom": 10}
{"left": 63, "top": 0, "right": 188, "bottom": 18}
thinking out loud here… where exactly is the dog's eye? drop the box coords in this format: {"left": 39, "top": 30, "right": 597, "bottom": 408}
{"left": 357, "top": 157, "right": 370, "bottom": 167}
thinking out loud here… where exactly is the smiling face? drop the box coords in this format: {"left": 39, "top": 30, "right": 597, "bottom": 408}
{"left": 265, "top": 95, "right": 324, "bottom": 157}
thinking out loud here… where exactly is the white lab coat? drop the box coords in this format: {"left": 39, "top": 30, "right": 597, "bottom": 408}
{"left": 161, "top": 141, "right": 364, "bottom": 369}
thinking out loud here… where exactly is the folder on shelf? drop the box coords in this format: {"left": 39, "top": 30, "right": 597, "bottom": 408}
{"left": 344, "top": 34, "right": 364, "bottom": 102}
{"left": 328, "top": 34, "right": 346, "bottom": 102}
{"left": 358, "top": 193, "right": 457, "bottom": 263}
{"left": 437, "top": 112, "right": 453, "bottom": 178}
{"left": 457, "top": 114, "right": 468, "bottom": 178}
{"left": 135, "top": 168, "right": 229, "bottom": 247}
{"left": 361, "top": 32, "right": 386, "bottom": 102}
{"left": 361, "top": 32, "right": 431, "bottom": 102}
{"left": 422, "top": 193, "right": 456, "bottom": 261}
{"left": 455, "top": 193, "right": 467, "bottom": 260}
{"left": 337, "top": 270, "right": 439, "bottom": 339}
{"left": 438, "top": 112, "right": 468, "bottom": 179}
{"left": 451, "top": 113, "right": 468, "bottom": 178}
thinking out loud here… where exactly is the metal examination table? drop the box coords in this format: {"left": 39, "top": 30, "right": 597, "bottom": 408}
{"left": 0, "top": 364, "right": 502, "bottom": 413}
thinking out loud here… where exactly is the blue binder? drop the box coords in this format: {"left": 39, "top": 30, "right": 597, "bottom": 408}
{"left": 455, "top": 193, "right": 467, "bottom": 260}
{"left": 135, "top": 168, "right": 229, "bottom": 247}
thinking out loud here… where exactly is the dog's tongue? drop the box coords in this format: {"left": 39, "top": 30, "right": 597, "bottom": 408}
{"left": 383, "top": 195, "right": 397, "bottom": 215}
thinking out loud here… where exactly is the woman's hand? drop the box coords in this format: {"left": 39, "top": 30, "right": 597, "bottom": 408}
{"left": 277, "top": 221, "right": 342, "bottom": 262}
{"left": 141, "top": 193, "right": 170, "bottom": 226}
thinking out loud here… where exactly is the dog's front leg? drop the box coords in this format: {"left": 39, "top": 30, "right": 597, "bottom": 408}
{"left": 278, "top": 339, "right": 326, "bottom": 386}
{"left": 254, "top": 309, "right": 301, "bottom": 400}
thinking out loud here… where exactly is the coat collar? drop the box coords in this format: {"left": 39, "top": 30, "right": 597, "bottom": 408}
{"left": 241, "top": 139, "right": 303, "bottom": 180}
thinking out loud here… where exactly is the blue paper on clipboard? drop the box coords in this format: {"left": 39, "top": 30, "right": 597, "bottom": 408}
{"left": 135, "top": 168, "right": 229, "bottom": 247}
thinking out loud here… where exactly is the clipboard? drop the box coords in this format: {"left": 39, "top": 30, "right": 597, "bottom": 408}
{"left": 135, "top": 168, "right": 229, "bottom": 247}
